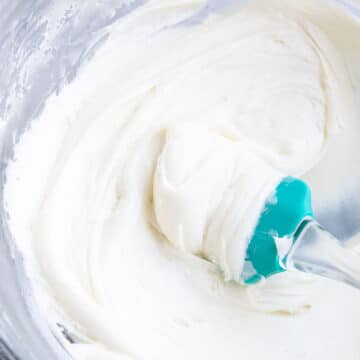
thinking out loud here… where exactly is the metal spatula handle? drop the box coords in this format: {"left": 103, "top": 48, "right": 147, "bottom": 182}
{"left": 287, "top": 220, "right": 360, "bottom": 289}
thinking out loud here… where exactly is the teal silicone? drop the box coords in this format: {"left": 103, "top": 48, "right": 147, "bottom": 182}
{"left": 242, "top": 177, "right": 314, "bottom": 284}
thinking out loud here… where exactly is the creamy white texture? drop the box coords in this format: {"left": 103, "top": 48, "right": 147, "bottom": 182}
{"left": 5, "top": 1, "right": 360, "bottom": 360}
{"left": 154, "top": 124, "right": 283, "bottom": 280}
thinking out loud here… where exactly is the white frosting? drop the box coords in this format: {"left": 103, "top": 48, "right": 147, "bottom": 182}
{"left": 154, "top": 124, "right": 282, "bottom": 280}
{"left": 5, "top": 0, "right": 360, "bottom": 359}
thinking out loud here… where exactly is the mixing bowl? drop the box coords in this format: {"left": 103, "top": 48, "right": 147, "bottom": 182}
{"left": 0, "top": 1, "right": 359, "bottom": 359}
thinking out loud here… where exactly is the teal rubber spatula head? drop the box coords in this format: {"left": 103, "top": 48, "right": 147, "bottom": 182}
{"left": 241, "top": 177, "right": 360, "bottom": 289}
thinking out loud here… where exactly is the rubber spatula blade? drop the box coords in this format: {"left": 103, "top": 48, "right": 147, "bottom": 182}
{"left": 241, "top": 177, "right": 360, "bottom": 289}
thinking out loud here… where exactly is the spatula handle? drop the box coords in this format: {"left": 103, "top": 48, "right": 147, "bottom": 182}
{"left": 286, "top": 220, "right": 360, "bottom": 289}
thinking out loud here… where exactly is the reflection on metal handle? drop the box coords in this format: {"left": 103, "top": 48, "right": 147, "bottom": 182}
{"left": 286, "top": 220, "right": 360, "bottom": 289}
